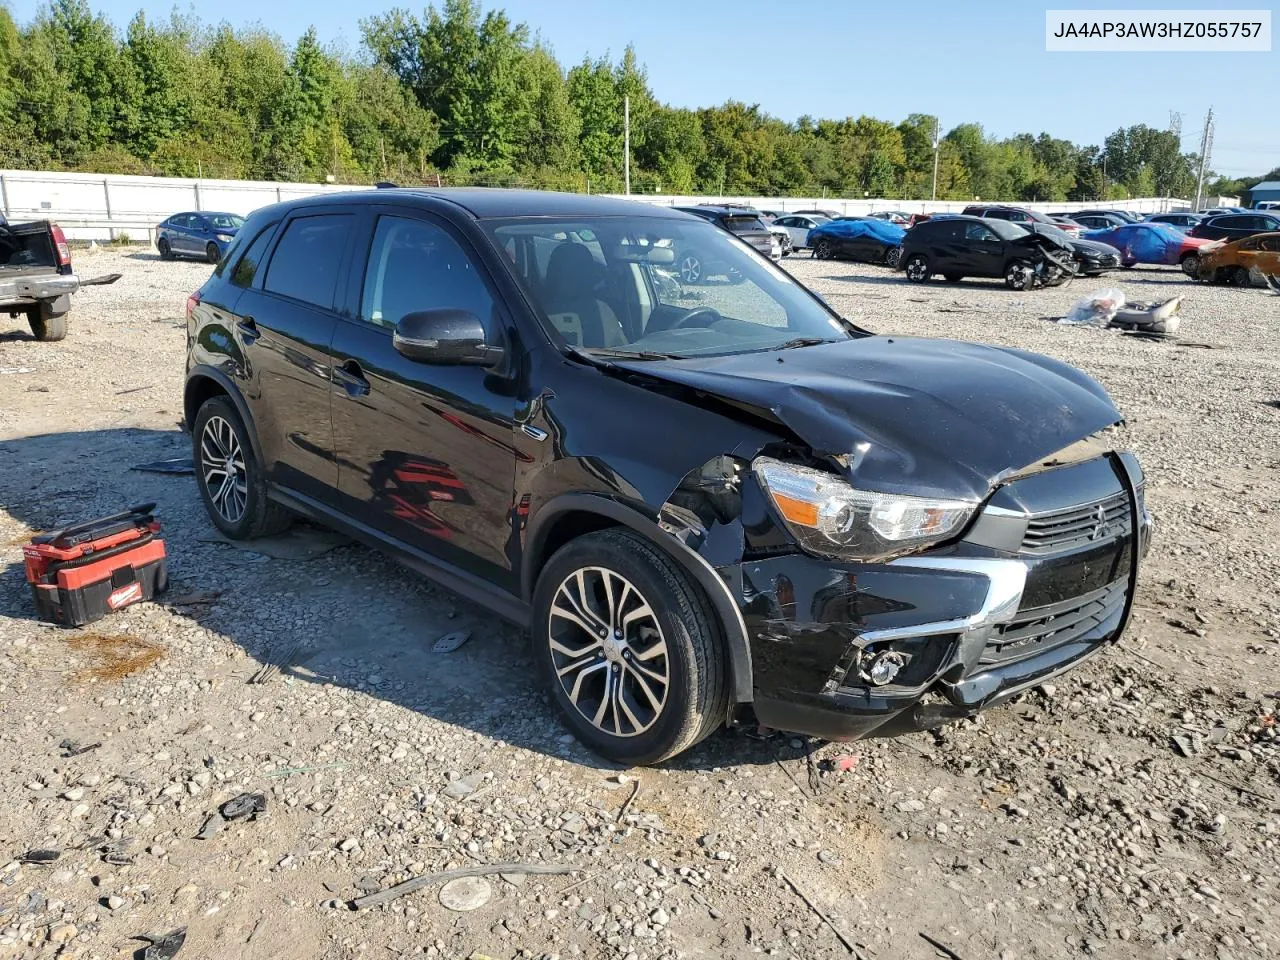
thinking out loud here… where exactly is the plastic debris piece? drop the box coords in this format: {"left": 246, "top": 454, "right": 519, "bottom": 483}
{"left": 142, "top": 926, "right": 187, "bottom": 960}
{"left": 1060, "top": 288, "right": 1125, "bottom": 325}
{"left": 219, "top": 792, "right": 267, "bottom": 821}
{"left": 130, "top": 457, "right": 195, "bottom": 475}
{"left": 833, "top": 754, "right": 861, "bottom": 774}
{"left": 195, "top": 814, "right": 224, "bottom": 840}
{"left": 432, "top": 630, "right": 472, "bottom": 653}
{"left": 59, "top": 739, "right": 102, "bottom": 758}
{"left": 19, "top": 849, "right": 61, "bottom": 864}
{"left": 438, "top": 876, "right": 493, "bottom": 912}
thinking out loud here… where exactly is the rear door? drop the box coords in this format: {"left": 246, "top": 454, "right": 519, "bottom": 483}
{"left": 328, "top": 208, "right": 519, "bottom": 588}
{"left": 229, "top": 208, "right": 354, "bottom": 502}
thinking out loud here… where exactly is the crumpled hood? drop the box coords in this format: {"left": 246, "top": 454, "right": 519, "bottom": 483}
{"left": 614, "top": 336, "right": 1122, "bottom": 501}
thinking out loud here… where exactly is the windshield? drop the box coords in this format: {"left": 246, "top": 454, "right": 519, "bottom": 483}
{"left": 484, "top": 216, "right": 853, "bottom": 358}
{"left": 984, "top": 218, "right": 1030, "bottom": 241}
{"left": 206, "top": 214, "right": 244, "bottom": 229}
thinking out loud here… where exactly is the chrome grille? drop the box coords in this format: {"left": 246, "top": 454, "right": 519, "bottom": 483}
{"left": 1021, "top": 490, "right": 1131, "bottom": 554}
{"left": 981, "top": 579, "right": 1126, "bottom": 666}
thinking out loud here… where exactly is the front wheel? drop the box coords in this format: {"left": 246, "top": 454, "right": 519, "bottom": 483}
{"left": 814, "top": 238, "right": 835, "bottom": 260}
{"left": 1180, "top": 253, "right": 1200, "bottom": 277}
{"left": 1229, "top": 265, "right": 1252, "bottom": 287}
{"left": 192, "top": 396, "right": 292, "bottom": 540}
{"left": 532, "top": 529, "right": 730, "bottom": 766}
{"left": 206, "top": 242, "right": 221, "bottom": 264}
{"left": 1005, "top": 259, "right": 1034, "bottom": 291}
{"left": 903, "top": 253, "right": 930, "bottom": 283}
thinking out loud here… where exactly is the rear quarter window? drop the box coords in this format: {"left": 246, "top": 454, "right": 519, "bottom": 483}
{"left": 263, "top": 214, "right": 353, "bottom": 308}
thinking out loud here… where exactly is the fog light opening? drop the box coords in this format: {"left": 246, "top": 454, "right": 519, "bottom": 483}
{"left": 861, "top": 650, "right": 907, "bottom": 687}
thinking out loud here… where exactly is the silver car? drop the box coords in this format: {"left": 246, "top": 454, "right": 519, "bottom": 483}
{"left": 771, "top": 214, "right": 831, "bottom": 251}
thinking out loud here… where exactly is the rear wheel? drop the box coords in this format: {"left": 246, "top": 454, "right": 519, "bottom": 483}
{"left": 26, "top": 302, "right": 68, "bottom": 342}
{"left": 1179, "top": 252, "right": 1200, "bottom": 277}
{"left": 192, "top": 396, "right": 291, "bottom": 540}
{"left": 205, "top": 242, "right": 221, "bottom": 264}
{"left": 903, "top": 254, "right": 930, "bottom": 283}
{"left": 883, "top": 246, "right": 901, "bottom": 268}
{"left": 532, "top": 529, "right": 729, "bottom": 766}
{"left": 157, "top": 237, "right": 173, "bottom": 260}
{"left": 1005, "top": 259, "right": 1034, "bottom": 291}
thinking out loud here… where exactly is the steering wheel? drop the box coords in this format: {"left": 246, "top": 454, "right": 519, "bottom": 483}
{"left": 671, "top": 307, "right": 723, "bottom": 330}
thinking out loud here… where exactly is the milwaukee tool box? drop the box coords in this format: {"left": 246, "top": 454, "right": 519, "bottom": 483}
{"left": 23, "top": 503, "right": 168, "bottom": 626}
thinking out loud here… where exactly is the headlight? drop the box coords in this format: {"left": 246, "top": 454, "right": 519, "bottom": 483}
{"left": 216, "top": 234, "right": 234, "bottom": 242}
{"left": 754, "top": 457, "right": 977, "bottom": 561}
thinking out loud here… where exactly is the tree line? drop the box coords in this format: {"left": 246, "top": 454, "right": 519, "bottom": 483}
{"left": 0, "top": 0, "right": 1270, "bottom": 200}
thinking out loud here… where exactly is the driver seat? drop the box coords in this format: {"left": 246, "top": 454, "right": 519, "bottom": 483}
{"left": 542, "top": 243, "right": 627, "bottom": 348}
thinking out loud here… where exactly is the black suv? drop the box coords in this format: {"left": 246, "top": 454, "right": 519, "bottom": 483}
{"left": 899, "top": 215, "right": 1077, "bottom": 288}
{"left": 185, "top": 189, "right": 1150, "bottom": 764}
{"left": 673, "top": 205, "right": 778, "bottom": 280}
{"left": 1189, "top": 212, "right": 1280, "bottom": 242}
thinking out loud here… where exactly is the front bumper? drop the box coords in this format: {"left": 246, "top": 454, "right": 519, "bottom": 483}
{"left": 741, "top": 454, "right": 1151, "bottom": 741}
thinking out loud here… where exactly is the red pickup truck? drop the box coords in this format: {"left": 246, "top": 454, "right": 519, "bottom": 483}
{"left": 1, "top": 217, "right": 79, "bottom": 341}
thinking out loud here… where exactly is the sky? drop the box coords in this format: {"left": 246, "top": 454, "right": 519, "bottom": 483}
{"left": 8, "top": 0, "right": 1278, "bottom": 178}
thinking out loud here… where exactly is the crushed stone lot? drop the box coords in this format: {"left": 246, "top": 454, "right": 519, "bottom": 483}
{"left": 0, "top": 246, "right": 1278, "bottom": 960}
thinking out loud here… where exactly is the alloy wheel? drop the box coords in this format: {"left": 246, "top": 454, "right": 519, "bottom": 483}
{"left": 884, "top": 246, "right": 902, "bottom": 268}
{"left": 547, "top": 566, "right": 669, "bottom": 738}
{"left": 815, "top": 239, "right": 833, "bottom": 259}
{"left": 905, "top": 255, "right": 928, "bottom": 281}
{"left": 1180, "top": 254, "right": 1200, "bottom": 277}
{"left": 200, "top": 415, "right": 248, "bottom": 524}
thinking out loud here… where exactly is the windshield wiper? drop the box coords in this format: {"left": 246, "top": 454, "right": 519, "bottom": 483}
{"left": 581, "top": 347, "right": 686, "bottom": 361}
{"left": 774, "top": 337, "right": 838, "bottom": 351}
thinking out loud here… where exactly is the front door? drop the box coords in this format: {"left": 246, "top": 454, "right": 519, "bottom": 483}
{"left": 230, "top": 210, "right": 354, "bottom": 502}
{"left": 961, "top": 221, "right": 1005, "bottom": 276}
{"left": 329, "top": 210, "right": 519, "bottom": 589}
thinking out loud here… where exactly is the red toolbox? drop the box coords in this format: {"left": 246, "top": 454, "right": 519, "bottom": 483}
{"left": 23, "top": 503, "right": 168, "bottom": 626}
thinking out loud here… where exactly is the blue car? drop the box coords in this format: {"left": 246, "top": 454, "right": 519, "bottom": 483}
{"left": 808, "top": 216, "right": 906, "bottom": 266}
{"left": 156, "top": 211, "right": 244, "bottom": 263}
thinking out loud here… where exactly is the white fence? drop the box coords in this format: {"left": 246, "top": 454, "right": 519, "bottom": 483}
{"left": 0, "top": 168, "right": 1192, "bottom": 242}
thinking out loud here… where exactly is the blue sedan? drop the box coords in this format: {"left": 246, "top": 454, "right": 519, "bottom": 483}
{"left": 156, "top": 211, "right": 244, "bottom": 263}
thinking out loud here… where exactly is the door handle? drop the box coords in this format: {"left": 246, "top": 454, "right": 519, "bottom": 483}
{"left": 335, "top": 359, "right": 371, "bottom": 397}
{"left": 236, "top": 317, "right": 260, "bottom": 344}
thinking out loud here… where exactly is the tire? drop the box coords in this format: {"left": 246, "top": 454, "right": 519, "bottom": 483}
{"left": 192, "top": 396, "right": 292, "bottom": 540}
{"left": 943, "top": 273, "right": 963, "bottom": 282}
{"left": 1179, "top": 253, "right": 1200, "bottom": 277}
{"left": 26, "top": 302, "right": 68, "bottom": 342}
{"left": 158, "top": 238, "right": 172, "bottom": 260}
{"left": 903, "top": 253, "right": 930, "bottom": 283}
{"left": 1004, "top": 259, "right": 1034, "bottom": 291}
{"left": 814, "top": 238, "right": 835, "bottom": 260}
{"left": 531, "top": 528, "right": 730, "bottom": 766}
{"left": 677, "top": 252, "right": 702, "bottom": 284}
{"left": 1229, "top": 265, "right": 1252, "bottom": 287}
{"left": 883, "top": 246, "right": 901, "bottom": 268}
{"left": 206, "top": 242, "right": 221, "bottom": 264}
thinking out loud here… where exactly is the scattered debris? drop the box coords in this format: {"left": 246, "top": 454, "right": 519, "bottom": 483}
{"left": 432, "top": 630, "right": 472, "bottom": 653}
{"left": 130, "top": 457, "right": 194, "bottom": 475}
{"left": 1111, "top": 295, "right": 1183, "bottom": 335}
{"left": 220, "top": 792, "right": 267, "bottom": 821}
{"left": 919, "top": 931, "right": 967, "bottom": 960}
{"left": 615, "top": 778, "right": 641, "bottom": 822}
{"left": 67, "top": 633, "right": 164, "bottom": 683}
{"left": 1060, "top": 288, "right": 1125, "bottom": 325}
{"left": 780, "top": 871, "right": 860, "bottom": 956}
{"left": 250, "top": 642, "right": 303, "bottom": 684}
{"left": 59, "top": 738, "right": 102, "bottom": 757}
{"left": 19, "top": 849, "right": 61, "bottom": 865}
{"left": 352, "top": 862, "right": 576, "bottom": 910}
{"left": 141, "top": 926, "right": 187, "bottom": 960}
{"left": 438, "top": 875, "right": 493, "bottom": 912}
{"left": 830, "top": 754, "right": 861, "bottom": 774}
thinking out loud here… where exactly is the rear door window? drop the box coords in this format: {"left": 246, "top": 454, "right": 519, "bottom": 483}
{"left": 227, "top": 223, "right": 279, "bottom": 287}
{"left": 263, "top": 214, "right": 353, "bottom": 309}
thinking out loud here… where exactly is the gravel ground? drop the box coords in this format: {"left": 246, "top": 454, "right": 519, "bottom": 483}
{"left": 0, "top": 246, "right": 1277, "bottom": 960}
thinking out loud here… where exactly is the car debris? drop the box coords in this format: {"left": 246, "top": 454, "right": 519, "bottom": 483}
{"left": 221, "top": 791, "right": 268, "bottom": 821}
{"left": 352, "top": 862, "right": 577, "bottom": 910}
{"left": 58, "top": 738, "right": 102, "bottom": 757}
{"left": 140, "top": 926, "right": 187, "bottom": 960}
{"left": 431, "top": 630, "right": 472, "bottom": 653}
{"left": 18, "top": 849, "right": 61, "bottom": 865}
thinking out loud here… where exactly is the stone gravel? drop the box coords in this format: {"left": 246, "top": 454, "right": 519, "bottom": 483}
{"left": 0, "top": 246, "right": 1276, "bottom": 960}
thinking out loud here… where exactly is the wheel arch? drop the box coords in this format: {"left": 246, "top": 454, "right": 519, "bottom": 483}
{"left": 523, "top": 493, "right": 754, "bottom": 703}
{"left": 184, "top": 366, "right": 265, "bottom": 470}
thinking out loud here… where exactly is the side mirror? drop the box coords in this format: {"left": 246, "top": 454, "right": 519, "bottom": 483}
{"left": 393, "top": 309, "right": 503, "bottom": 366}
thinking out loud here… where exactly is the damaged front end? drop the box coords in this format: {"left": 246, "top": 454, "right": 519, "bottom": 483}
{"left": 1016, "top": 232, "right": 1079, "bottom": 290}
{"left": 626, "top": 341, "right": 1152, "bottom": 743}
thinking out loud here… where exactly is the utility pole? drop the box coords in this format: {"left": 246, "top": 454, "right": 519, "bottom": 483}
{"left": 1193, "top": 107, "right": 1214, "bottom": 211}
{"left": 931, "top": 117, "right": 940, "bottom": 201}
{"left": 624, "top": 95, "right": 631, "bottom": 196}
